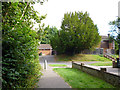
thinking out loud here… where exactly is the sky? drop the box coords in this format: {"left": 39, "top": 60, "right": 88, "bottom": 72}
{"left": 33, "top": 0, "right": 120, "bottom": 36}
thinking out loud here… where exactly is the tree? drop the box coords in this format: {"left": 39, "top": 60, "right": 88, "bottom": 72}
{"left": 50, "top": 11, "right": 101, "bottom": 55}
{"left": 37, "top": 25, "right": 58, "bottom": 44}
{"left": 109, "top": 18, "right": 120, "bottom": 55}
{"left": 2, "top": 2, "right": 46, "bottom": 88}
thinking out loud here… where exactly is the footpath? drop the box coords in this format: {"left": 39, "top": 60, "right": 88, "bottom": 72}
{"left": 37, "top": 64, "right": 71, "bottom": 88}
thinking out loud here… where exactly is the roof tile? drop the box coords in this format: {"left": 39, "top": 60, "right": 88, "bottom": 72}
{"left": 38, "top": 44, "right": 52, "bottom": 49}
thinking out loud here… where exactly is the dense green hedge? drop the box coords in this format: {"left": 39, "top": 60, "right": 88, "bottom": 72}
{"left": 2, "top": 22, "right": 42, "bottom": 88}
{"left": 2, "top": 2, "right": 42, "bottom": 88}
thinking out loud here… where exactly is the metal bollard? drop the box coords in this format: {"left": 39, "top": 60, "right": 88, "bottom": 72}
{"left": 44, "top": 60, "right": 47, "bottom": 69}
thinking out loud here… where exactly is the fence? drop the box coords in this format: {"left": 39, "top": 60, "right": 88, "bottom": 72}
{"left": 72, "top": 61, "right": 120, "bottom": 87}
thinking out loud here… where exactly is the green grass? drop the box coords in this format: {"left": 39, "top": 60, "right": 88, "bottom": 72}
{"left": 90, "top": 61, "right": 112, "bottom": 66}
{"left": 53, "top": 68, "right": 114, "bottom": 88}
{"left": 110, "top": 55, "right": 119, "bottom": 58}
{"left": 49, "top": 64, "right": 67, "bottom": 67}
{"left": 55, "top": 54, "right": 111, "bottom": 62}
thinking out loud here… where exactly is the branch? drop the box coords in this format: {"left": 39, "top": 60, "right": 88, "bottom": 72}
{"left": 12, "top": 2, "right": 30, "bottom": 30}
{"left": 20, "top": 2, "right": 29, "bottom": 20}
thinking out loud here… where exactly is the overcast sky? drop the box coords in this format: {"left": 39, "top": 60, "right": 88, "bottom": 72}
{"left": 33, "top": 0, "right": 120, "bottom": 36}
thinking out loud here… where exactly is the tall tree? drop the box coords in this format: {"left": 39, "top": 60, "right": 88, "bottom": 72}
{"left": 51, "top": 11, "right": 101, "bottom": 55}
{"left": 2, "top": 1, "right": 46, "bottom": 88}
{"left": 109, "top": 18, "right": 120, "bottom": 55}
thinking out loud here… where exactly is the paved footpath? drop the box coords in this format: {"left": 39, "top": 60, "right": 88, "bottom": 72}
{"left": 37, "top": 65, "right": 71, "bottom": 88}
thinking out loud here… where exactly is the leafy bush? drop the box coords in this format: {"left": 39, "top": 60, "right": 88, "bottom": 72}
{"left": 2, "top": 2, "right": 43, "bottom": 88}
{"left": 2, "top": 22, "right": 42, "bottom": 88}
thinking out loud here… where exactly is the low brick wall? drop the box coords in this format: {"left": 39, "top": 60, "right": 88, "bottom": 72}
{"left": 72, "top": 62, "right": 120, "bottom": 87}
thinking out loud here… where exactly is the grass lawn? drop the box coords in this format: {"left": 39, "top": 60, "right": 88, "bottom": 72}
{"left": 110, "top": 55, "right": 119, "bottom": 58}
{"left": 90, "top": 61, "right": 112, "bottom": 66}
{"left": 55, "top": 54, "right": 111, "bottom": 62}
{"left": 49, "top": 64, "right": 67, "bottom": 67}
{"left": 53, "top": 68, "right": 114, "bottom": 88}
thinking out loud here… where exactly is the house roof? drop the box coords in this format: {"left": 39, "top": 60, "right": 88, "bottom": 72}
{"left": 38, "top": 44, "right": 52, "bottom": 49}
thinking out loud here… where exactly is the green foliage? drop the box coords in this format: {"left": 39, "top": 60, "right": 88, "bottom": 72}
{"left": 37, "top": 25, "right": 58, "bottom": 44}
{"left": 115, "top": 41, "right": 119, "bottom": 54}
{"left": 2, "top": 2, "right": 44, "bottom": 88}
{"left": 116, "top": 34, "right": 120, "bottom": 46}
{"left": 109, "top": 18, "right": 120, "bottom": 55}
{"left": 109, "top": 36, "right": 119, "bottom": 54}
{"left": 50, "top": 11, "right": 101, "bottom": 55}
{"left": 90, "top": 61, "right": 112, "bottom": 66}
{"left": 49, "top": 64, "right": 67, "bottom": 67}
{"left": 53, "top": 68, "right": 114, "bottom": 88}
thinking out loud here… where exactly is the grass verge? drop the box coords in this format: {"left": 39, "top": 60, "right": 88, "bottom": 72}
{"left": 49, "top": 64, "right": 67, "bottom": 67}
{"left": 53, "top": 68, "right": 114, "bottom": 88}
{"left": 110, "top": 54, "right": 119, "bottom": 58}
{"left": 55, "top": 54, "right": 111, "bottom": 62}
{"left": 90, "top": 61, "right": 112, "bottom": 66}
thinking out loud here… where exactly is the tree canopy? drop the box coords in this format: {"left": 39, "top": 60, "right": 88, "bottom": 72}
{"left": 50, "top": 11, "right": 101, "bottom": 55}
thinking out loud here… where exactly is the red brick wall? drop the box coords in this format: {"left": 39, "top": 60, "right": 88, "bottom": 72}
{"left": 38, "top": 49, "right": 52, "bottom": 55}
{"left": 109, "top": 42, "right": 113, "bottom": 49}
{"left": 96, "top": 41, "right": 114, "bottom": 54}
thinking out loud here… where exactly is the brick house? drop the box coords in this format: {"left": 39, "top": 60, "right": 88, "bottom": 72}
{"left": 97, "top": 34, "right": 115, "bottom": 54}
{"left": 83, "top": 34, "right": 115, "bottom": 54}
{"left": 38, "top": 44, "right": 52, "bottom": 56}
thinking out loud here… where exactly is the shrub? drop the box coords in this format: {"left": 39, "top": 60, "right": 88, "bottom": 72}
{"left": 2, "top": 22, "right": 42, "bottom": 88}
{"left": 2, "top": 2, "right": 43, "bottom": 88}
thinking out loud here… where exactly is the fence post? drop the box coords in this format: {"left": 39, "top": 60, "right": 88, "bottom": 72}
{"left": 80, "top": 63, "right": 84, "bottom": 70}
{"left": 100, "top": 68, "right": 106, "bottom": 72}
